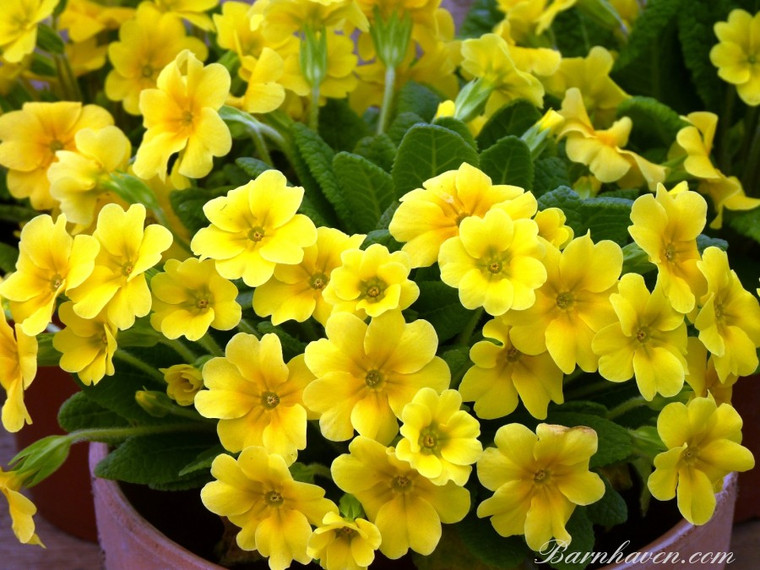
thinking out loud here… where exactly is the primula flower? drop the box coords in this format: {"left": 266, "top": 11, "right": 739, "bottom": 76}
{"left": 47, "top": 126, "right": 132, "bottom": 226}
{"left": 0, "top": 468, "right": 42, "bottom": 546}
{"left": 534, "top": 207, "right": 574, "bottom": 249}
{"left": 322, "top": 244, "right": 419, "bottom": 319}
{"left": 648, "top": 397, "right": 754, "bottom": 525}
{"left": 0, "top": 0, "right": 58, "bottom": 63}
{"left": 395, "top": 388, "right": 482, "bottom": 486}
{"left": 558, "top": 88, "right": 666, "bottom": 190}
{"left": 694, "top": 247, "right": 760, "bottom": 381}
{"left": 105, "top": 3, "right": 208, "bottom": 116}
{"left": 53, "top": 302, "right": 117, "bottom": 386}
{"left": 195, "top": 333, "right": 313, "bottom": 464}
{"left": 505, "top": 233, "right": 622, "bottom": 374}
{"left": 710, "top": 9, "right": 760, "bottom": 106}
{"left": 493, "top": 20, "right": 560, "bottom": 78}
{"left": 255, "top": 0, "right": 368, "bottom": 42}
{"left": 331, "top": 436, "right": 470, "bottom": 559}
{"left": 303, "top": 311, "right": 450, "bottom": 444}
{"left": 307, "top": 512, "right": 382, "bottom": 570}
{"left": 201, "top": 447, "right": 337, "bottom": 570}
{"left": 496, "top": 0, "right": 577, "bottom": 39}
{"left": 59, "top": 0, "right": 135, "bottom": 43}
{"left": 593, "top": 274, "right": 688, "bottom": 401}
{"left": 191, "top": 170, "right": 318, "bottom": 288}
{"left": 673, "top": 112, "right": 722, "bottom": 181}
{"left": 477, "top": 423, "right": 604, "bottom": 551}
{"left": 253, "top": 228, "right": 365, "bottom": 326}
{"left": 150, "top": 257, "right": 241, "bottom": 341}
{"left": 684, "top": 338, "right": 736, "bottom": 406}
{"left": 628, "top": 182, "right": 707, "bottom": 314}
{"left": 0, "top": 309, "right": 37, "bottom": 433}
{"left": 148, "top": 0, "right": 219, "bottom": 31}
{"left": 133, "top": 49, "right": 231, "bottom": 187}
{"left": 388, "top": 162, "right": 537, "bottom": 267}
{"left": 697, "top": 173, "right": 760, "bottom": 229}
{"left": 231, "top": 48, "right": 288, "bottom": 115}
{"left": 460, "top": 316, "right": 564, "bottom": 420}
{"left": 67, "top": 203, "right": 173, "bottom": 330}
{"left": 159, "top": 364, "right": 204, "bottom": 406}
{"left": 0, "top": 214, "right": 99, "bottom": 336}
{"left": 439, "top": 208, "right": 546, "bottom": 316}
{"left": 0, "top": 101, "right": 114, "bottom": 210}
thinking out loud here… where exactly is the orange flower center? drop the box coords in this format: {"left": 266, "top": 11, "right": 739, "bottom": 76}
{"left": 365, "top": 369, "right": 384, "bottom": 389}
{"left": 261, "top": 391, "right": 280, "bottom": 409}
{"left": 265, "top": 490, "right": 284, "bottom": 506}
{"left": 533, "top": 469, "right": 549, "bottom": 483}
{"left": 309, "top": 272, "right": 328, "bottom": 290}
{"left": 248, "top": 227, "right": 265, "bottom": 242}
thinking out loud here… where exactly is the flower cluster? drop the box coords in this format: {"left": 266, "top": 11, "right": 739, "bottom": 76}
{"left": 0, "top": 0, "right": 759, "bottom": 568}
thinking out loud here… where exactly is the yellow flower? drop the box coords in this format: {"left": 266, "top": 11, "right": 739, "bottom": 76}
{"left": 505, "top": 233, "right": 622, "bottom": 374}
{"left": 694, "top": 247, "right": 760, "bottom": 381}
{"left": 684, "top": 338, "right": 736, "bottom": 406}
{"left": 534, "top": 207, "right": 574, "bottom": 249}
{"left": 0, "top": 0, "right": 58, "bottom": 63}
{"left": 542, "top": 46, "right": 628, "bottom": 124}
{"left": 628, "top": 182, "right": 707, "bottom": 314}
{"left": 433, "top": 100, "right": 486, "bottom": 137}
{"left": 0, "top": 309, "right": 37, "bottom": 433}
{"left": 389, "top": 162, "right": 537, "bottom": 268}
{"left": 148, "top": 0, "right": 219, "bottom": 31}
{"left": 195, "top": 333, "right": 313, "bottom": 464}
{"left": 303, "top": 311, "right": 450, "bottom": 444}
{"left": 201, "top": 447, "right": 337, "bottom": 570}
{"left": 593, "top": 274, "right": 688, "bottom": 401}
{"left": 496, "top": 0, "right": 577, "bottom": 39}
{"left": 231, "top": 48, "right": 287, "bottom": 115}
{"left": 331, "top": 436, "right": 470, "bottom": 559}
{"left": 395, "top": 388, "right": 482, "bottom": 486}
{"left": 0, "top": 101, "right": 114, "bottom": 210}
{"left": 191, "top": 170, "right": 318, "bottom": 287}
{"left": 133, "top": 49, "right": 231, "bottom": 186}
{"left": 460, "top": 316, "right": 564, "bottom": 420}
{"left": 150, "top": 258, "right": 241, "bottom": 341}
{"left": 439, "top": 208, "right": 546, "bottom": 316}
{"left": 159, "top": 364, "right": 204, "bottom": 406}
{"left": 558, "top": 88, "right": 666, "bottom": 190}
{"left": 477, "top": 423, "right": 604, "bottom": 551}
{"left": 67, "top": 203, "right": 174, "bottom": 330}
{"left": 323, "top": 244, "right": 419, "bottom": 319}
{"left": 105, "top": 3, "right": 208, "bottom": 116}
{"left": 0, "top": 214, "right": 99, "bottom": 336}
{"left": 494, "top": 20, "right": 560, "bottom": 78}
{"left": 673, "top": 112, "right": 722, "bottom": 181}
{"left": 697, "top": 173, "right": 760, "bottom": 229}
{"left": 47, "top": 126, "right": 132, "bottom": 226}
{"left": 65, "top": 37, "right": 108, "bottom": 77}
{"left": 253, "top": 228, "right": 365, "bottom": 326}
{"left": 52, "top": 301, "right": 117, "bottom": 386}
{"left": 710, "top": 9, "right": 760, "bottom": 106}
{"left": 0, "top": 468, "right": 43, "bottom": 546}
{"left": 256, "top": 0, "right": 368, "bottom": 41}
{"left": 648, "top": 397, "right": 754, "bottom": 525}
{"left": 307, "top": 511, "right": 382, "bottom": 570}
{"left": 59, "top": 0, "right": 134, "bottom": 43}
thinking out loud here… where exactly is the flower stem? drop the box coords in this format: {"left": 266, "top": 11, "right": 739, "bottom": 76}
{"left": 251, "top": 126, "right": 273, "bottom": 166}
{"left": 376, "top": 65, "right": 396, "bottom": 135}
{"left": 309, "top": 84, "right": 321, "bottom": 131}
{"left": 198, "top": 334, "right": 225, "bottom": 357}
{"left": 565, "top": 378, "right": 612, "bottom": 400}
{"left": 159, "top": 338, "right": 198, "bottom": 363}
{"left": 68, "top": 421, "right": 215, "bottom": 444}
{"left": 456, "top": 308, "right": 484, "bottom": 347}
{"left": 114, "top": 350, "right": 165, "bottom": 383}
{"left": 607, "top": 396, "right": 647, "bottom": 420}
{"left": 237, "top": 318, "right": 261, "bottom": 337}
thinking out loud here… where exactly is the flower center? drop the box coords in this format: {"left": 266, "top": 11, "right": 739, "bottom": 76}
{"left": 506, "top": 346, "right": 521, "bottom": 362}
{"left": 361, "top": 278, "right": 386, "bottom": 302}
{"left": 533, "top": 468, "right": 549, "bottom": 483}
{"left": 749, "top": 54, "right": 758, "bottom": 65}
{"left": 556, "top": 291, "right": 574, "bottom": 310}
{"left": 181, "top": 110, "right": 194, "bottom": 126}
{"left": 261, "top": 391, "right": 280, "bottom": 409}
{"left": 682, "top": 446, "right": 699, "bottom": 464}
{"left": 50, "top": 273, "right": 64, "bottom": 291}
{"left": 337, "top": 526, "right": 357, "bottom": 539}
{"left": 455, "top": 212, "right": 469, "bottom": 226}
{"left": 141, "top": 64, "right": 154, "bottom": 78}
{"left": 418, "top": 427, "right": 441, "bottom": 454}
{"left": 309, "top": 272, "right": 328, "bottom": 290}
{"left": 101, "top": 332, "right": 109, "bottom": 345}
{"left": 196, "top": 297, "right": 210, "bottom": 309}
{"left": 391, "top": 475, "right": 412, "bottom": 493}
{"left": 596, "top": 130, "right": 618, "bottom": 147}
{"left": 365, "top": 369, "right": 384, "bottom": 389}
{"left": 663, "top": 243, "right": 676, "bottom": 262}
{"left": 265, "top": 490, "right": 284, "bottom": 506}
{"left": 248, "top": 227, "right": 265, "bottom": 242}
{"left": 635, "top": 327, "right": 649, "bottom": 344}
{"left": 49, "top": 139, "right": 64, "bottom": 153}
{"left": 122, "top": 262, "right": 134, "bottom": 276}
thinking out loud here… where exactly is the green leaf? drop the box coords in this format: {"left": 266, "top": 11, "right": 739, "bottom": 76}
{"left": 170, "top": 188, "right": 224, "bottom": 234}
{"left": 578, "top": 196, "right": 634, "bottom": 245}
{"left": 537, "top": 186, "right": 584, "bottom": 234}
{"left": 696, "top": 233, "right": 729, "bottom": 252}
{"left": 479, "top": 136, "right": 534, "bottom": 189}
{"left": 94, "top": 432, "right": 219, "bottom": 490}
{"left": 361, "top": 228, "right": 402, "bottom": 251}
{"left": 614, "top": 0, "right": 684, "bottom": 73}
{"left": 333, "top": 152, "right": 394, "bottom": 232}
{"left": 318, "top": 98, "right": 371, "bottom": 152}
{"left": 547, "top": 412, "right": 634, "bottom": 468}
{"left": 726, "top": 207, "right": 760, "bottom": 245}
{"left": 178, "top": 445, "right": 226, "bottom": 477}
{"left": 392, "top": 124, "right": 479, "bottom": 197}
{"left": 459, "top": 0, "right": 503, "bottom": 39}
{"left": 58, "top": 392, "right": 130, "bottom": 434}
{"left": 440, "top": 346, "right": 471, "bottom": 389}
{"left": 533, "top": 157, "right": 570, "bottom": 197}
{"left": 36, "top": 24, "right": 64, "bottom": 54}
{"left": 540, "top": 508, "right": 595, "bottom": 570}
{"left": 476, "top": 100, "right": 541, "bottom": 150}
{"left": 616, "top": 96, "right": 687, "bottom": 149}
{"left": 0, "top": 204, "right": 38, "bottom": 223}
{"left": 586, "top": 476, "right": 628, "bottom": 527}
{"left": 457, "top": 511, "right": 529, "bottom": 569}
{"left": 394, "top": 81, "right": 441, "bottom": 122}
{"left": 257, "top": 321, "right": 306, "bottom": 361}
{"left": 434, "top": 117, "right": 478, "bottom": 150}
{"left": 235, "top": 157, "right": 273, "bottom": 180}
{"left": 387, "top": 111, "right": 426, "bottom": 145}
{"left": 412, "top": 281, "right": 475, "bottom": 343}
{"left": 353, "top": 133, "right": 397, "bottom": 172}
{"left": 0, "top": 241, "right": 18, "bottom": 273}
{"left": 551, "top": 8, "right": 618, "bottom": 58}
{"left": 291, "top": 122, "right": 352, "bottom": 227}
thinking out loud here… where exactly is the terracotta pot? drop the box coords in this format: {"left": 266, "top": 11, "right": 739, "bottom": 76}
{"left": 731, "top": 373, "right": 760, "bottom": 522}
{"left": 14, "top": 366, "right": 97, "bottom": 542}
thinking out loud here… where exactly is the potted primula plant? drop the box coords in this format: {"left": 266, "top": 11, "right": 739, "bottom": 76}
{"left": 1, "top": 0, "right": 759, "bottom": 568}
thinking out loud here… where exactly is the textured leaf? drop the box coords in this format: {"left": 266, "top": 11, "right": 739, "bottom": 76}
{"left": 353, "top": 134, "right": 397, "bottom": 172}
{"left": 170, "top": 188, "right": 226, "bottom": 234}
{"left": 586, "top": 476, "right": 628, "bottom": 527}
{"left": 578, "top": 196, "right": 634, "bottom": 245}
{"left": 552, "top": 8, "right": 618, "bottom": 58}
{"left": 614, "top": 0, "right": 684, "bottom": 72}
{"left": 533, "top": 157, "right": 570, "bottom": 197}
{"left": 547, "top": 412, "right": 634, "bottom": 468}
{"left": 480, "top": 135, "right": 534, "bottom": 190}
{"left": 333, "top": 152, "right": 394, "bottom": 232}
{"left": 392, "top": 124, "right": 480, "bottom": 197}
{"left": 0, "top": 204, "right": 37, "bottom": 223}
{"left": 413, "top": 281, "right": 475, "bottom": 343}
{"left": 541, "top": 508, "right": 595, "bottom": 570}
{"left": 457, "top": 511, "right": 529, "bottom": 568}
{"left": 318, "top": 98, "right": 371, "bottom": 151}
{"left": 235, "top": 157, "right": 273, "bottom": 180}
{"left": 476, "top": 100, "right": 541, "bottom": 150}
{"left": 395, "top": 81, "right": 441, "bottom": 122}
{"left": 434, "top": 117, "right": 478, "bottom": 150}
{"left": 257, "top": 321, "right": 306, "bottom": 361}
{"left": 616, "top": 96, "right": 687, "bottom": 150}
{"left": 727, "top": 207, "right": 760, "bottom": 246}
{"left": 387, "top": 111, "right": 426, "bottom": 146}
{"left": 58, "top": 392, "right": 129, "bottom": 435}
{"left": 459, "top": 0, "right": 503, "bottom": 39}
{"left": 537, "top": 186, "right": 584, "bottom": 234}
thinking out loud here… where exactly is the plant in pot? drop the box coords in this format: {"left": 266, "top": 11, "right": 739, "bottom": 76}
{"left": 0, "top": 0, "right": 759, "bottom": 568}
